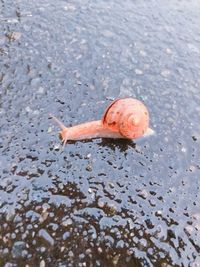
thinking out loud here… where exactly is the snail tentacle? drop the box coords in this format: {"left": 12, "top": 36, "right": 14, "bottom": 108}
{"left": 62, "top": 137, "right": 68, "bottom": 149}
{"left": 50, "top": 114, "right": 67, "bottom": 131}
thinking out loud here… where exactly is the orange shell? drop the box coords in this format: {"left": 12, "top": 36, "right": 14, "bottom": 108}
{"left": 102, "top": 98, "right": 149, "bottom": 139}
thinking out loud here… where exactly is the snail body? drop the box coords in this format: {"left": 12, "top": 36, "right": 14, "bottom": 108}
{"left": 51, "top": 98, "right": 150, "bottom": 146}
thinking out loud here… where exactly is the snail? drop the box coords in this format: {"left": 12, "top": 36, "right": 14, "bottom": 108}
{"left": 50, "top": 97, "right": 152, "bottom": 147}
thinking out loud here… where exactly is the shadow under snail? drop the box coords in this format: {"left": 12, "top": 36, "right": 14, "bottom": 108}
{"left": 50, "top": 97, "right": 153, "bottom": 147}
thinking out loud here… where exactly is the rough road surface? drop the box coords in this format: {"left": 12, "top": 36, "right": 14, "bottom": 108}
{"left": 0, "top": 0, "right": 200, "bottom": 266}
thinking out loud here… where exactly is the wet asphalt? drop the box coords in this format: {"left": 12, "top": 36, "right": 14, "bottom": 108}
{"left": 0, "top": 0, "right": 200, "bottom": 266}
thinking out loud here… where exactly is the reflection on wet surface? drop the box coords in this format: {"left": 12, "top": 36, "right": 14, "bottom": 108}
{"left": 1, "top": 0, "right": 200, "bottom": 266}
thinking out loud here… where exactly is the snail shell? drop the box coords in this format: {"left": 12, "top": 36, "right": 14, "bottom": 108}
{"left": 102, "top": 98, "right": 149, "bottom": 139}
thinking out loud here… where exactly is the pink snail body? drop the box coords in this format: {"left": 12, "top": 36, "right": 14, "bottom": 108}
{"left": 50, "top": 98, "right": 152, "bottom": 147}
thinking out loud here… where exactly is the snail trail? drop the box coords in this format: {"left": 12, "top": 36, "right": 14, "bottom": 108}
{"left": 98, "top": 138, "right": 136, "bottom": 152}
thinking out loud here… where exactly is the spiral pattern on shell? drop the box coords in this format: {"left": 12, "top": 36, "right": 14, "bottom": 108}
{"left": 102, "top": 98, "right": 149, "bottom": 139}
